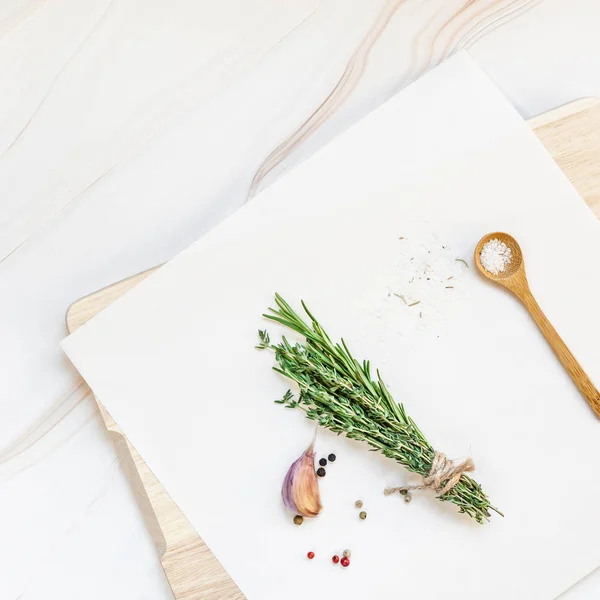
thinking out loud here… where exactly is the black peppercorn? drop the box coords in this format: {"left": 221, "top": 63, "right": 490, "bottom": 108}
{"left": 316, "top": 467, "right": 326, "bottom": 477}
{"left": 328, "top": 453, "right": 336, "bottom": 462}
{"left": 319, "top": 458, "right": 327, "bottom": 467}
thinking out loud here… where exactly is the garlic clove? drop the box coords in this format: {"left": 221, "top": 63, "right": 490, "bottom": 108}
{"left": 282, "top": 442, "right": 322, "bottom": 518}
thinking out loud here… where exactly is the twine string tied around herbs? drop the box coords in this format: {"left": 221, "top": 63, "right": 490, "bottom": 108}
{"left": 384, "top": 451, "right": 475, "bottom": 498}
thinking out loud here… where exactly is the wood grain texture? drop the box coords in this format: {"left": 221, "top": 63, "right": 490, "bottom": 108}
{"left": 65, "top": 98, "right": 600, "bottom": 599}
{"left": 474, "top": 231, "right": 600, "bottom": 418}
{"left": 529, "top": 98, "right": 600, "bottom": 217}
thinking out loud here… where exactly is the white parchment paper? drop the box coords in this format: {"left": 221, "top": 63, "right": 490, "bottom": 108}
{"left": 63, "top": 54, "right": 600, "bottom": 600}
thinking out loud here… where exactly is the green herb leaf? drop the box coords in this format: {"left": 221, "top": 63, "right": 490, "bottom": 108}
{"left": 256, "top": 329, "right": 271, "bottom": 349}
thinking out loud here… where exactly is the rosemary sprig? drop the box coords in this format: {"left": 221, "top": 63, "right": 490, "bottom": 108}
{"left": 258, "top": 293, "right": 501, "bottom": 524}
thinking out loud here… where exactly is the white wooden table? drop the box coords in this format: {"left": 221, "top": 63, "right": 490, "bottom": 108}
{"left": 2, "top": 1, "right": 600, "bottom": 598}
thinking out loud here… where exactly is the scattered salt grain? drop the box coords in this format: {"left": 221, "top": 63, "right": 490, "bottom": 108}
{"left": 357, "top": 230, "right": 468, "bottom": 343}
{"left": 480, "top": 239, "right": 512, "bottom": 275}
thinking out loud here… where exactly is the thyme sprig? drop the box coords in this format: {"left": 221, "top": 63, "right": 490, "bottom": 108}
{"left": 258, "top": 293, "right": 501, "bottom": 524}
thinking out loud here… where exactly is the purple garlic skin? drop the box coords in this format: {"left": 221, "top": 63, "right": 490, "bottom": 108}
{"left": 281, "top": 443, "right": 322, "bottom": 518}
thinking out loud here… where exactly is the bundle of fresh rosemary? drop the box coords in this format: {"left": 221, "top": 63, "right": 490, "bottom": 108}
{"left": 257, "top": 293, "right": 501, "bottom": 524}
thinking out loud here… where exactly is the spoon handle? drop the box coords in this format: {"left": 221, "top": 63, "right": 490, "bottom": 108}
{"left": 519, "top": 290, "right": 600, "bottom": 418}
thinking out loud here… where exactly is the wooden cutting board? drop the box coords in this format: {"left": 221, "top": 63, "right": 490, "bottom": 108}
{"left": 65, "top": 98, "right": 600, "bottom": 600}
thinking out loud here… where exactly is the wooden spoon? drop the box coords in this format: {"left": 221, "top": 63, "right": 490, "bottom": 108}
{"left": 474, "top": 232, "right": 600, "bottom": 419}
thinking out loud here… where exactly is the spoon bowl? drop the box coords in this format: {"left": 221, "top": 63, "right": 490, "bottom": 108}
{"left": 474, "top": 232, "right": 524, "bottom": 284}
{"left": 474, "top": 232, "right": 600, "bottom": 418}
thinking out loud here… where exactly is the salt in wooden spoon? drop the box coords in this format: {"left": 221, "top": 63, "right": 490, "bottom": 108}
{"left": 474, "top": 232, "right": 600, "bottom": 419}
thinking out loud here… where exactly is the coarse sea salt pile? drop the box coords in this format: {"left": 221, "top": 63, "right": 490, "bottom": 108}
{"left": 480, "top": 238, "right": 512, "bottom": 275}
